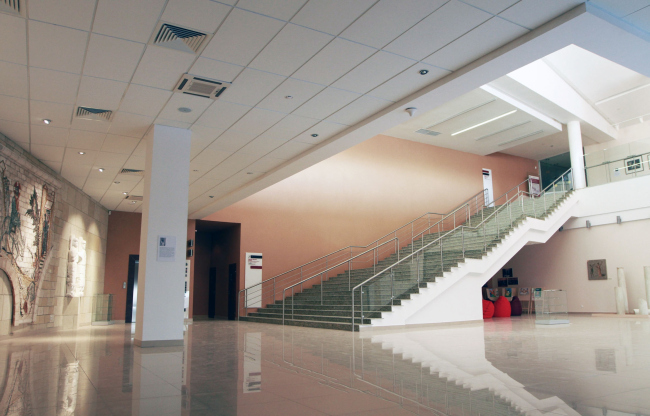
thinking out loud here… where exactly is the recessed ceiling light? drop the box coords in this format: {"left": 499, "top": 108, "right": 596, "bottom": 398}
{"left": 209, "top": 195, "right": 214, "bottom": 198}
{"left": 178, "top": 107, "right": 192, "bottom": 113}
{"left": 131, "top": 201, "right": 136, "bottom": 204}
{"left": 247, "top": 172, "right": 254, "bottom": 175}
{"left": 284, "top": 95, "right": 293, "bottom": 99}
{"left": 98, "top": 168, "right": 105, "bottom": 172}
{"left": 311, "top": 133, "right": 318, "bottom": 137}
{"left": 78, "top": 151, "right": 85, "bottom": 155}
{"left": 123, "top": 192, "right": 128, "bottom": 195}
{"left": 451, "top": 110, "right": 517, "bottom": 136}
{"left": 43, "top": 119, "right": 51, "bottom": 125}
{"left": 114, "top": 181, "right": 120, "bottom": 184}
{"left": 193, "top": 169, "right": 199, "bottom": 172}
{"left": 418, "top": 69, "right": 429, "bottom": 75}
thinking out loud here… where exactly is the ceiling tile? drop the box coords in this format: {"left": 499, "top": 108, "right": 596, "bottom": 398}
{"left": 195, "top": 101, "right": 251, "bottom": 130}
{"left": 0, "top": 61, "right": 28, "bottom": 98}
{"left": 101, "top": 135, "right": 140, "bottom": 154}
{"left": 291, "top": 0, "right": 376, "bottom": 35}
{"left": 248, "top": 24, "right": 333, "bottom": 76}
{"left": 157, "top": 94, "right": 213, "bottom": 123}
{"left": 205, "top": 152, "right": 259, "bottom": 180}
{"left": 340, "top": 0, "right": 447, "bottom": 48}
{"left": 331, "top": 51, "right": 415, "bottom": 94}
{"left": 207, "top": 129, "right": 257, "bottom": 153}
{"left": 77, "top": 76, "right": 129, "bottom": 110}
{"left": 31, "top": 125, "right": 69, "bottom": 146}
{"left": 153, "top": 118, "right": 192, "bottom": 129}
{"left": 131, "top": 46, "right": 195, "bottom": 90}
{"left": 498, "top": 0, "right": 584, "bottom": 29}
{"left": 119, "top": 84, "right": 172, "bottom": 117}
{"left": 189, "top": 125, "right": 224, "bottom": 158}
{"left": 65, "top": 174, "right": 88, "bottom": 189}
{"left": 0, "top": 95, "right": 28, "bottom": 123}
{"left": 69, "top": 118, "right": 111, "bottom": 134}
{"left": 383, "top": 0, "right": 491, "bottom": 60}
{"left": 108, "top": 112, "right": 154, "bottom": 138}
{"left": 0, "top": 121, "right": 29, "bottom": 144}
{"left": 83, "top": 34, "right": 145, "bottom": 82}
{"left": 292, "top": 87, "right": 360, "bottom": 120}
{"left": 255, "top": 114, "right": 319, "bottom": 142}
{"left": 266, "top": 140, "right": 314, "bottom": 160}
{"left": 83, "top": 187, "right": 108, "bottom": 202}
{"left": 220, "top": 68, "right": 286, "bottom": 106}
{"left": 123, "top": 155, "right": 146, "bottom": 170}
{"left": 28, "top": 0, "right": 96, "bottom": 31}
{"left": 30, "top": 144, "right": 65, "bottom": 163}
{"left": 94, "top": 151, "right": 130, "bottom": 167}
{"left": 237, "top": 136, "right": 287, "bottom": 158}
{"left": 237, "top": 0, "right": 307, "bottom": 20}
{"left": 67, "top": 130, "right": 107, "bottom": 150}
{"left": 29, "top": 68, "right": 80, "bottom": 104}
{"left": 161, "top": 0, "right": 231, "bottom": 33}
{"left": 61, "top": 158, "right": 93, "bottom": 176}
{"left": 368, "top": 64, "right": 450, "bottom": 102}
{"left": 189, "top": 58, "right": 243, "bottom": 83}
{"left": 101, "top": 191, "right": 128, "bottom": 209}
{"left": 0, "top": 13, "right": 26, "bottom": 65}
{"left": 257, "top": 78, "right": 325, "bottom": 113}
{"left": 327, "top": 95, "right": 393, "bottom": 125}
{"left": 229, "top": 108, "right": 286, "bottom": 136}
{"left": 200, "top": 8, "right": 285, "bottom": 66}
{"left": 292, "top": 38, "right": 376, "bottom": 85}
{"left": 246, "top": 157, "right": 287, "bottom": 173}
{"left": 461, "top": 0, "right": 520, "bottom": 14}
{"left": 189, "top": 177, "right": 218, "bottom": 198}
{"left": 42, "top": 161, "right": 62, "bottom": 173}
{"left": 93, "top": 0, "right": 167, "bottom": 43}
{"left": 28, "top": 21, "right": 88, "bottom": 74}
{"left": 626, "top": 6, "right": 650, "bottom": 33}
{"left": 131, "top": 140, "right": 146, "bottom": 157}
{"left": 84, "top": 178, "right": 114, "bottom": 190}
{"left": 293, "top": 120, "right": 348, "bottom": 144}
{"left": 88, "top": 165, "right": 120, "bottom": 179}
{"left": 191, "top": 147, "right": 233, "bottom": 169}
{"left": 589, "top": 0, "right": 650, "bottom": 17}
{"left": 423, "top": 17, "right": 529, "bottom": 71}
{"left": 29, "top": 101, "right": 74, "bottom": 127}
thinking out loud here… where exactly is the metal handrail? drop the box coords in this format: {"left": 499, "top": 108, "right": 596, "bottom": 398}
{"left": 237, "top": 188, "right": 492, "bottom": 318}
{"left": 584, "top": 151, "right": 650, "bottom": 169}
{"left": 282, "top": 238, "right": 399, "bottom": 324}
{"left": 351, "top": 168, "right": 574, "bottom": 329}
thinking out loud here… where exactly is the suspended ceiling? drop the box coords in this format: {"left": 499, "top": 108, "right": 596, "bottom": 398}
{"left": 0, "top": 0, "right": 649, "bottom": 217}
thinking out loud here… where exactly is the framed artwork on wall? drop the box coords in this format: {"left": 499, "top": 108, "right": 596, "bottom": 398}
{"left": 587, "top": 259, "right": 607, "bottom": 280}
{"left": 625, "top": 156, "right": 643, "bottom": 174}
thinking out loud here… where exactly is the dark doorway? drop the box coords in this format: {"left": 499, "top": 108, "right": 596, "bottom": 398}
{"left": 228, "top": 263, "right": 237, "bottom": 320}
{"left": 208, "top": 267, "right": 217, "bottom": 319}
{"left": 125, "top": 255, "right": 139, "bottom": 324}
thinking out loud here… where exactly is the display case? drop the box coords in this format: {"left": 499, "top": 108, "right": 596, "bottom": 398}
{"left": 534, "top": 290, "right": 569, "bottom": 324}
{"left": 92, "top": 294, "right": 114, "bottom": 325}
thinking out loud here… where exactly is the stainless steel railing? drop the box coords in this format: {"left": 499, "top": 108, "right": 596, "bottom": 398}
{"left": 585, "top": 150, "right": 650, "bottom": 186}
{"left": 351, "top": 169, "right": 573, "bottom": 329}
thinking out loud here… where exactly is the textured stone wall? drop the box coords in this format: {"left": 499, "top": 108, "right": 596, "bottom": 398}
{"left": 0, "top": 133, "right": 108, "bottom": 335}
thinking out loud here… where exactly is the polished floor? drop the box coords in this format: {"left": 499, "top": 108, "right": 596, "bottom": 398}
{"left": 0, "top": 315, "right": 649, "bottom": 415}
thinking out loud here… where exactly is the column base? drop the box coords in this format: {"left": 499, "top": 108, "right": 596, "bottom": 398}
{"left": 134, "top": 338, "right": 184, "bottom": 347}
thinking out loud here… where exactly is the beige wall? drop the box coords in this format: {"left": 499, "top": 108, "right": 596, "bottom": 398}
{"left": 499, "top": 218, "right": 650, "bottom": 313}
{"left": 204, "top": 134, "right": 539, "bottom": 291}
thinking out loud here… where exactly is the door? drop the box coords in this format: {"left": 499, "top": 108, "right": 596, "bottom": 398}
{"left": 482, "top": 168, "right": 494, "bottom": 207}
{"left": 228, "top": 263, "right": 237, "bottom": 320}
{"left": 125, "top": 255, "right": 139, "bottom": 324}
{"left": 208, "top": 267, "right": 216, "bottom": 319}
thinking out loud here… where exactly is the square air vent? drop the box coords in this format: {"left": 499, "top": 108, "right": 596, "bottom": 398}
{"left": 125, "top": 195, "right": 143, "bottom": 201}
{"left": 150, "top": 22, "right": 209, "bottom": 54}
{"left": 0, "top": 0, "right": 23, "bottom": 16}
{"left": 415, "top": 128, "right": 441, "bottom": 136}
{"left": 76, "top": 107, "right": 113, "bottom": 122}
{"left": 175, "top": 74, "right": 229, "bottom": 100}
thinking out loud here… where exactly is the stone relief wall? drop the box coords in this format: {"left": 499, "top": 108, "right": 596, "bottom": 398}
{"left": 0, "top": 133, "right": 108, "bottom": 333}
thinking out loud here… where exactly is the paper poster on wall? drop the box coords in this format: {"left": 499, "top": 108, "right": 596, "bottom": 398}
{"left": 528, "top": 175, "right": 541, "bottom": 196}
{"left": 157, "top": 235, "right": 176, "bottom": 262}
{"left": 245, "top": 253, "right": 263, "bottom": 308}
{"left": 533, "top": 288, "right": 543, "bottom": 299}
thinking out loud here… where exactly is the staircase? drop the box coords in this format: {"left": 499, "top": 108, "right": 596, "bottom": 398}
{"left": 239, "top": 170, "right": 577, "bottom": 331}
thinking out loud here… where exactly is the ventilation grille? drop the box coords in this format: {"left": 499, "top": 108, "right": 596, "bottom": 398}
{"left": 0, "top": 0, "right": 21, "bottom": 15}
{"left": 152, "top": 23, "right": 207, "bottom": 54}
{"left": 125, "top": 195, "right": 143, "bottom": 201}
{"left": 119, "top": 168, "right": 144, "bottom": 176}
{"left": 415, "top": 128, "right": 441, "bottom": 136}
{"left": 76, "top": 107, "right": 113, "bottom": 122}
{"left": 175, "top": 74, "right": 229, "bottom": 100}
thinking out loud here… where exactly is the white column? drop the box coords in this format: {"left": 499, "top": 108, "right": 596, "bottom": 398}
{"left": 567, "top": 120, "right": 586, "bottom": 190}
{"left": 135, "top": 125, "right": 191, "bottom": 347}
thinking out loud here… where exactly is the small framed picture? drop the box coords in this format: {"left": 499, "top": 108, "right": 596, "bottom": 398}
{"left": 625, "top": 157, "right": 643, "bottom": 174}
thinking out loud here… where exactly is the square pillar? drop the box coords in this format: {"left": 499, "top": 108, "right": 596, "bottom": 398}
{"left": 135, "top": 125, "right": 191, "bottom": 347}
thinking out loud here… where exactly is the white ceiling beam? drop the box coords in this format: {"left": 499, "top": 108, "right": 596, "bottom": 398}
{"left": 480, "top": 84, "right": 562, "bottom": 131}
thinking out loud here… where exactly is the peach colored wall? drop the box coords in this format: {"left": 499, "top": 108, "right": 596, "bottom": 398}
{"left": 104, "top": 212, "right": 196, "bottom": 321}
{"left": 204, "top": 134, "right": 539, "bottom": 292}
{"left": 496, "top": 219, "right": 650, "bottom": 313}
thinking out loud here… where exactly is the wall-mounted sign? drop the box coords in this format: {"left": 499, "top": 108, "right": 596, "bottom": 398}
{"left": 157, "top": 235, "right": 176, "bottom": 262}
{"left": 248, "top": 255, "right": 262, "bottom": 269}
{"left": 528, "top": 175, "right": 541, "bottom": 196}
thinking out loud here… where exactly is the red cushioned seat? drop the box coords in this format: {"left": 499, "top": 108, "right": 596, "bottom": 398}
{"left": 510, "top": 296, "right": 522, "bottom": 316}
{"left": 482, "top": 299, "right": 494, "bottom": 319}
{"left": 493, "top": 296, "right": 511, "bottom": 318}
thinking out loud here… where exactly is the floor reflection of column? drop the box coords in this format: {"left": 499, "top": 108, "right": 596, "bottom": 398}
{"left": 132, "top": 344, "right": 184, "bottom": 415}
{"left": 181, "top": 323, "right": 192, "bottom": 415}
{"left": 243, "top": 332, "right": 262, "bottom": 393}
{"left": 0, "top": 350, "right": 34, "bottom": 414}
{"left": 57, "top": 341, "right": 80, "bottom": 416}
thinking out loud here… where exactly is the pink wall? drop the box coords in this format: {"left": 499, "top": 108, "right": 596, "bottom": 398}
{"left": 204, "top": 134, "right": 539, "bottom": 292}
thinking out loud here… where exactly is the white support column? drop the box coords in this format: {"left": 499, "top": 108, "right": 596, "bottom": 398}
{"left": 135, "top": 125, "right": 191, "bottom": 347}
{"left": 567, "top": 120, "right": 586, "bottom": 190}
